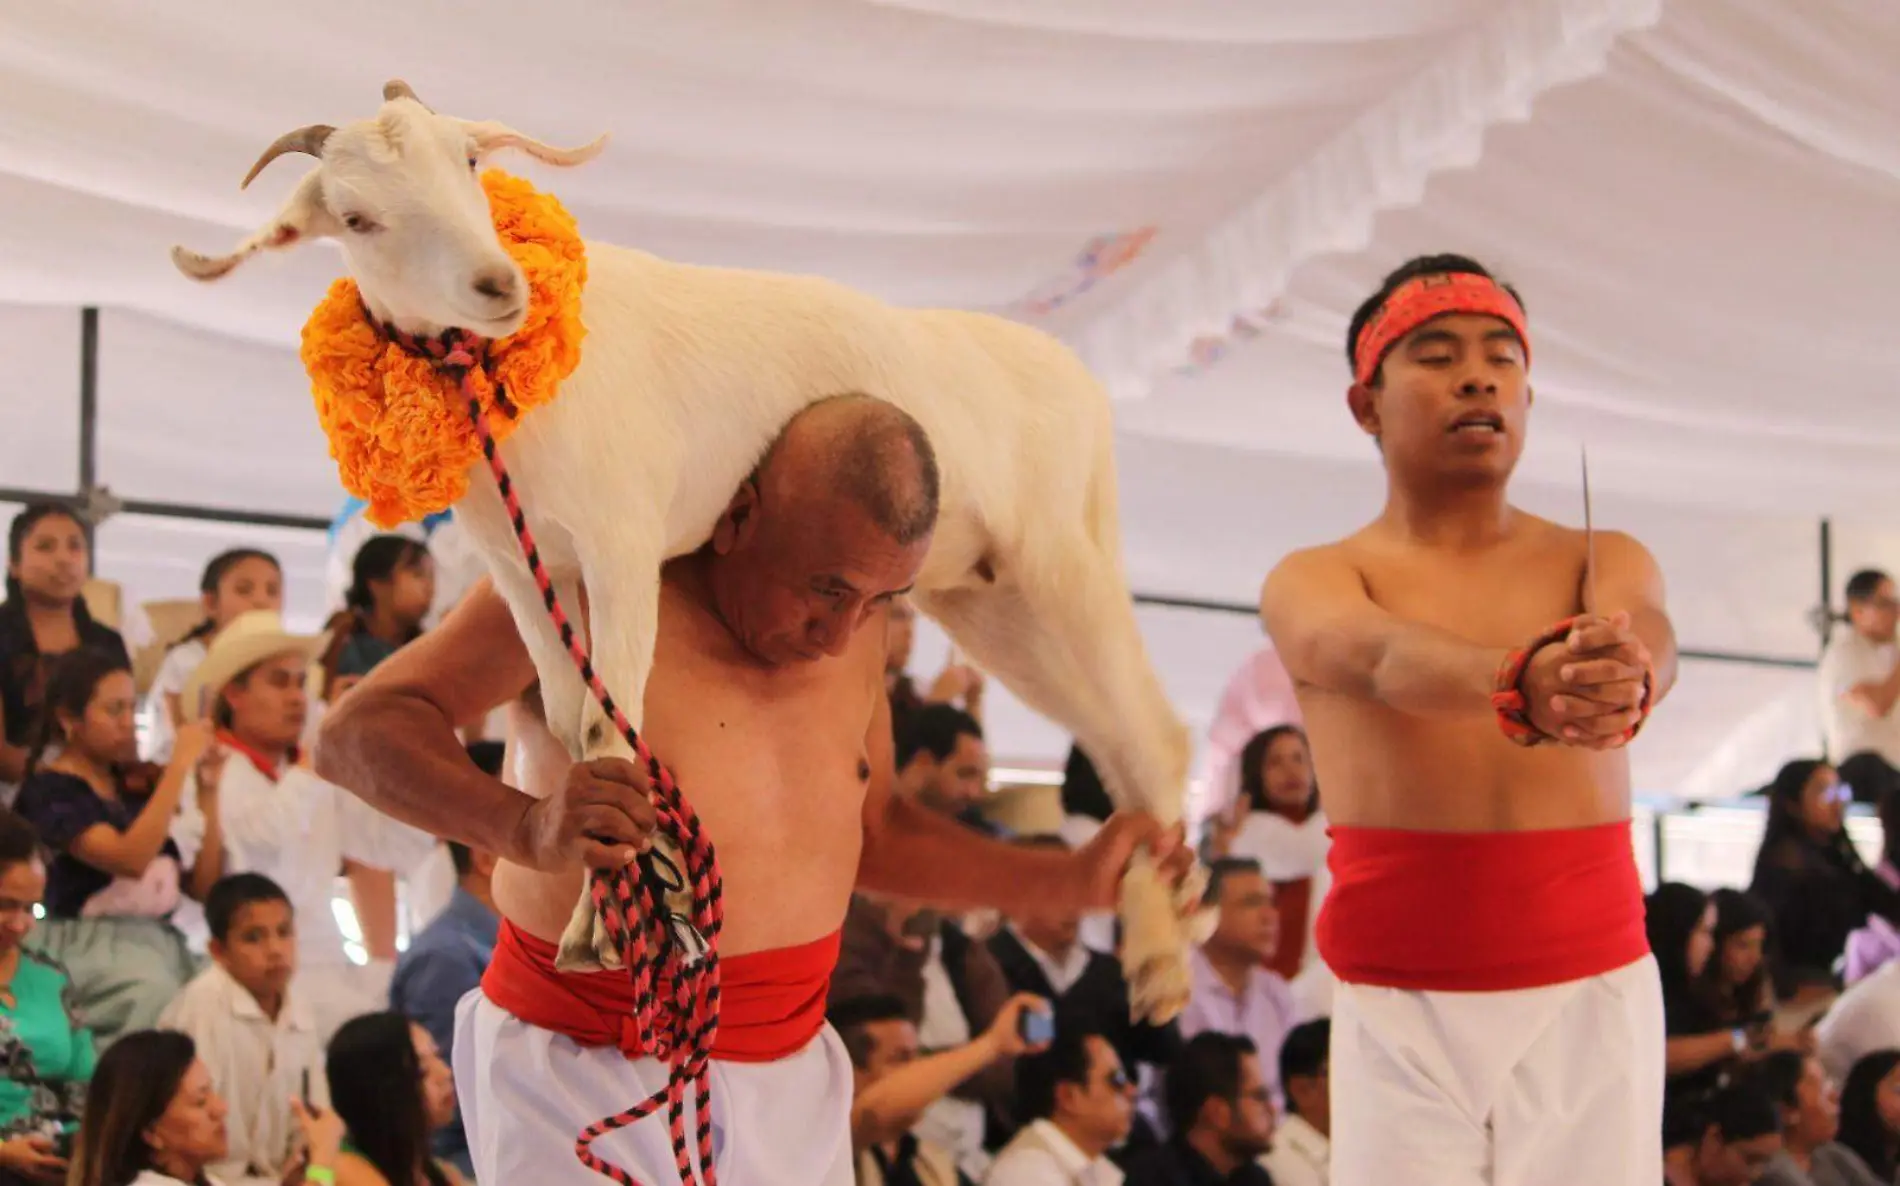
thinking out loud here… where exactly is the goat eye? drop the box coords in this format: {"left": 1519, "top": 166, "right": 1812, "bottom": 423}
{"left": 342, "top": 213, "right": 378, "bottom": 234}
{"left": 467, "top": 155, "right": 479, "bottom": 172}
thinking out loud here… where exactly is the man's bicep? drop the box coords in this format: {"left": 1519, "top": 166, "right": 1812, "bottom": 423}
{"left": 1597, "top": 532, "right": 1679, "bottom": 695}
{"left": 345, "top": 577, "right": 537, "bottom": 728}
{"left": 1260, "top": 550, "right": 1389, "bottom": 693}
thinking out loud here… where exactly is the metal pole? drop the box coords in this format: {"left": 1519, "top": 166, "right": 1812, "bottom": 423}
{"left": 76, "top": 307, "right": 100, "bottom": 547}
{"left": 1819, "top": 517, "right": 1834, "bottom": 656}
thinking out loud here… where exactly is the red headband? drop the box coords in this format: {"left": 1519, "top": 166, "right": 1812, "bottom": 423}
{"left": 1352, "top": 272, "right": 1530, "bottom": 387}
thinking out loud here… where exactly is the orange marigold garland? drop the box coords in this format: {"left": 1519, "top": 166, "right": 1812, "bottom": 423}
{"left": 300, "top": 170, "right": 588, "bottom": 528}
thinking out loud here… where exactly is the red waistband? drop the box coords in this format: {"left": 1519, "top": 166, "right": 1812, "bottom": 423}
{"left": 1314, "top": 822, "right": 1647, "bottom": 992}
{"left": 482, "top": 920, "right": 840, "bottom": 1062}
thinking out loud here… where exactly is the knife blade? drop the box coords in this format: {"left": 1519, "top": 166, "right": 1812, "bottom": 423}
{"left": 1581, "top": 445, "right": 1597, "bottom": 617}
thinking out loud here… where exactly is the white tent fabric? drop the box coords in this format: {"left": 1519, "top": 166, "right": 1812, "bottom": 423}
{"left": 3, "top": 0, "right": 1896, "bottom": 805}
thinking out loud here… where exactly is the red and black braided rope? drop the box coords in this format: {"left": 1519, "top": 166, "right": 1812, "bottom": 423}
{"left": 386, "top": 323, "right": 725, "bottom": 1186}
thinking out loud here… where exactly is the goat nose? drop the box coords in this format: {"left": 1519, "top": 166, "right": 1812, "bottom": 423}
{"left": 472, "top": 267, "right": 519, "bottom": 302}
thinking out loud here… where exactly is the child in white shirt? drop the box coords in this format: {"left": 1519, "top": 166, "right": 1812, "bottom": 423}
{"left": 149, "top": 550, "right": 283, "bottom": 763}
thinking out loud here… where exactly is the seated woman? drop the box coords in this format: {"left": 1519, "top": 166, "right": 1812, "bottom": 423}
{"left": 67, "top": 1029, "right": 340, "bottom": 1186}
{"left": 1750, "top": 759, "right": 1900, "bottom": 999}
{"left": 0, "top": 504, "right": 129, "bottom": 799}
{"left": 326, "top": 1012, "right": 464, "bottom": 1186}
{"left": 1834, "top": 1049, "right": 1900, "bottom": 1184}
{"left": 13, "top": 651, "right": 225, "bottom": 1045}
{"left": 1701, "top": 889, "right": 1783, "bottom": 1032}
{"left": 0, "top": 810, "right": 94, "bottom": 1186}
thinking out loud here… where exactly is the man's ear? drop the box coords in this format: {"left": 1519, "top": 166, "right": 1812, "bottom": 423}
{"left": 1526, "top": 383, "right": 1536, "bottom": 410}
{"left": 171, "top": 169, "right": 340, "bottom": 281}
{"left": 208, "top": 937, "right": 227, "bottom": 964}
{"left": 710, "top": 479, "right": 761, "bottom": 555}
{"left": 1346, "top": 381, "right": 1381, "bottom": 440}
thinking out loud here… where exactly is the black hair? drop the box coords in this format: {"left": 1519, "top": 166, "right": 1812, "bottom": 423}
{"left": 0, "top": 810, "right": 39, "bottom": 873}
{"left": 1836, "top": 1049, "right": 1900, "bottom": 1180}
{"left": 1017, "top": 1029, "right": 1102, "bottom": 1122}
{"left": 1663, "top": 1091, "right": 1706, "bottom": 1151}
{"left": 172, "top": 548, "right": 283, "bottom": 648}
{"left": 827, "top": 994, "right": 911, "bottom": 1070}
{"left": 25, "top": 647, "right": 131, "bottom": 777}
{"left": 1345, "top": 254, "right": 1527, "bottom": 384}
{"left": 1839, "top": 750, "right": 1900, "bottom": 815}
{"left": 1165, "top": 1032, "right": 1257, "bottom": 1136}
{"left": 1061, "top": 744, "right": 1114, "bottom": 823}
{"left": 1846, "top": 570, "right": 1892, "bottom": 605}
{"left": 1278, "top": 1018, "right": 1330, "bottom": 1116}
{"left": 1706, "top": 1078, "right": 1783, "bottom": 1142}
{"left": 1237, "top": 724, "right": 1317, "bottom": 816}
{"left": 1754, "top": 758, "right": 1842, "bottom": 871}
{"left": 346, "top": 535, "right": 431, "bottom": 616}
{"left": 1645, "top": 882, "right": 1709, "bottom": 999}
{"left": 69, "top": 1030, "right": 201, "bottom": 1186}
{"left": 1750, "top": 1050, "right": 1807, "bottom": 1114}
{"left": 3, "top": 502, "right": 96, "bottom": 629}
{"left": 895, "top": 703, "right": 982, "bottom": 769}
{"left": 1202, "top": 857, "right": 1265, "bottom": 908}
{"left": 205, "top": 873, "right": 291, "bottom": 942}
{"left": 1700, "top": 888, "right": 1772, "bottom": 1020}
{"left": 836, "top": 401, "right": 941, "bottom": 547}
{"left": 328, "top": 1012, "right": 451, "bottom": 1186}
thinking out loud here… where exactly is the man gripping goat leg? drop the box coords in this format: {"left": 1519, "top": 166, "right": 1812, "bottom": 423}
{"left": 319, "top": 396, "right": 1192, "bottom": 1185}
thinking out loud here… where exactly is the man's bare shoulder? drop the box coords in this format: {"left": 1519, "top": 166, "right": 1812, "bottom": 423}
{"left": 1260, "top": 532, "right": 1376, "bottom": 611}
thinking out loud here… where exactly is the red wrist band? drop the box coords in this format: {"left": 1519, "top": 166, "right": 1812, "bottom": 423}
{"left": 1491, "top": 618, "right": 1654, "bottom": 747}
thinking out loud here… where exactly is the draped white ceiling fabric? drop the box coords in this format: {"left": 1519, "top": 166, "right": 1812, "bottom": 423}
{"left": 3, "top": 0, "right": 1896, "bottom": 803}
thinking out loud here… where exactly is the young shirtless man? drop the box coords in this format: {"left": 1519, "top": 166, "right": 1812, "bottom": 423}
{"left": 316, "top": 395, "right": 1184, "bottom": 1185}
{"left": 1260, "top": 255, "right": 1678, "bottom": 1185}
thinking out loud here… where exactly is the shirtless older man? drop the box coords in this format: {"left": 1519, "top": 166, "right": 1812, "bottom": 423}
{"left": 1260, "top": 255, "right": 1678, "bottom": 1185}
{"left": 317, "top": 395, "right": 1181, "bottom": 1185}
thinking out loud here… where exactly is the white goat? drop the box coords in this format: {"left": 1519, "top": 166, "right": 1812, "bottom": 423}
{"left": 173, "top": 81, "right": 1202, "bottom": 1020}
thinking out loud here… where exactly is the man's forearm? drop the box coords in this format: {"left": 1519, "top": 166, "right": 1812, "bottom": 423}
{"left": 316, "top": 692, "right": 537, "bottom": 865}
{"left": 1359, "top": 621, "right": 1508, "bottom": 716}
{"left": 859, "top": 796, "right": 1080, "bottom": 913}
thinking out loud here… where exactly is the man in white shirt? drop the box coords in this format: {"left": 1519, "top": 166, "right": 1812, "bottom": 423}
{"left": 172, "top": 611, "right": 438, "bottom": 1040}
{"left": 160, "top": 873, "right": 329, "bottom": 1186}
{"left": 1262, "top": 1019, "right": 1331, "bottom": 1186}
{"left": 986, "top": 1031, "right": 1134, "bottom": 1186}
{"left": 1818, "top": 570, "right": 1900, "bottom": 766}
{"left": 1815, "top": 959, "right": 1900, "bottom": 1084}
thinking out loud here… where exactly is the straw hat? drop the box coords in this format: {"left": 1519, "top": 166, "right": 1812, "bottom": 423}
{"left": 79, "top": 579, "right": 121, "bottom": 630}
{"left": 979, "top": 782, "right": 1066, "bottom": 838}
{"left": 132, "top": 598, "right": 205, "bottom": 697}
{"left": 181, "top": 610, "right": 325, "bottom": 717}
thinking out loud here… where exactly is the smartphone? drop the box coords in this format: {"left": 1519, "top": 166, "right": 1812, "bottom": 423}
{"left": 50, "top": 1126, "right": 73, "bottom": 1159}
{"left": 302, "top": 1068, "right": 312, "bottom": 1108}
{"left": 1018, "top": 1008, "right": 1055, "bottom": 1046}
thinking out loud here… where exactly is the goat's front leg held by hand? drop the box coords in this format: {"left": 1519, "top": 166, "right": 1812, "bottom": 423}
{"left": 554, "top": 537, "right": 680, "bottom": 973}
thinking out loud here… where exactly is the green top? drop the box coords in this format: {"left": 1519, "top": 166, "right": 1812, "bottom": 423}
{"left": 0, "top": 950, "right": 95, "bottom": 1135}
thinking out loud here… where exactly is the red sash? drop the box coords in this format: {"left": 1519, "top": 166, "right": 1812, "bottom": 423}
{"left": 1315, "top": 822, "right": 1647, "bottom": 992}
{"left": 482, "top": 920, "right": 840, "bottom": 1063}
{"left": 1265, "top": 876, "right": 1313, "bottom": 981}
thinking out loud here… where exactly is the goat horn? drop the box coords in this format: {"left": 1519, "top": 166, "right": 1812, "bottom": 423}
{"left": 240, "top": 124, "right": 335, "bottom": 190}
{"left": 383, "top": 79, "right": 431, "bottom": 111}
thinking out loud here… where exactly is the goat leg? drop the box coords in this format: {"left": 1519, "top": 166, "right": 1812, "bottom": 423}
{"left": 916, "top": 544, "right": 1204, "bottom": 1022}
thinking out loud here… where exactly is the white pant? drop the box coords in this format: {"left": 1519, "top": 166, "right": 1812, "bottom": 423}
{"left": 1330, "top": 954, "right": 1663, "bottom": 1186}
{"left": 454, "top": 988, "right": 855, "bottom": 1185}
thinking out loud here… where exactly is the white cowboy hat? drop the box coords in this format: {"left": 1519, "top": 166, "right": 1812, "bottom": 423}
{"left": 181, "top": 610, "right": 325, "bottom": 718}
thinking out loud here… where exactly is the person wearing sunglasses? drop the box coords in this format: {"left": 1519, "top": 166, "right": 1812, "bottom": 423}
{"left": 987, "top": 1030, "right": 1135, "bottom": 1186}
{"left": 1749, "top": 759, "right": 1900, "bottom": 1001}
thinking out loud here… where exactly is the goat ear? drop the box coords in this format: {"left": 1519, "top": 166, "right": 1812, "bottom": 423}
{"left": 171, "top": 170, "right": 339, "bottom": 282}
{"left": 462, "top": 120, "right": 609, "bottom": 169}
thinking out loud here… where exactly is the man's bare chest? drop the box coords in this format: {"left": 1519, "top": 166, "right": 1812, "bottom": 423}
{"left": 1356, "top": 544, "right": 1588, "bottom": 648}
